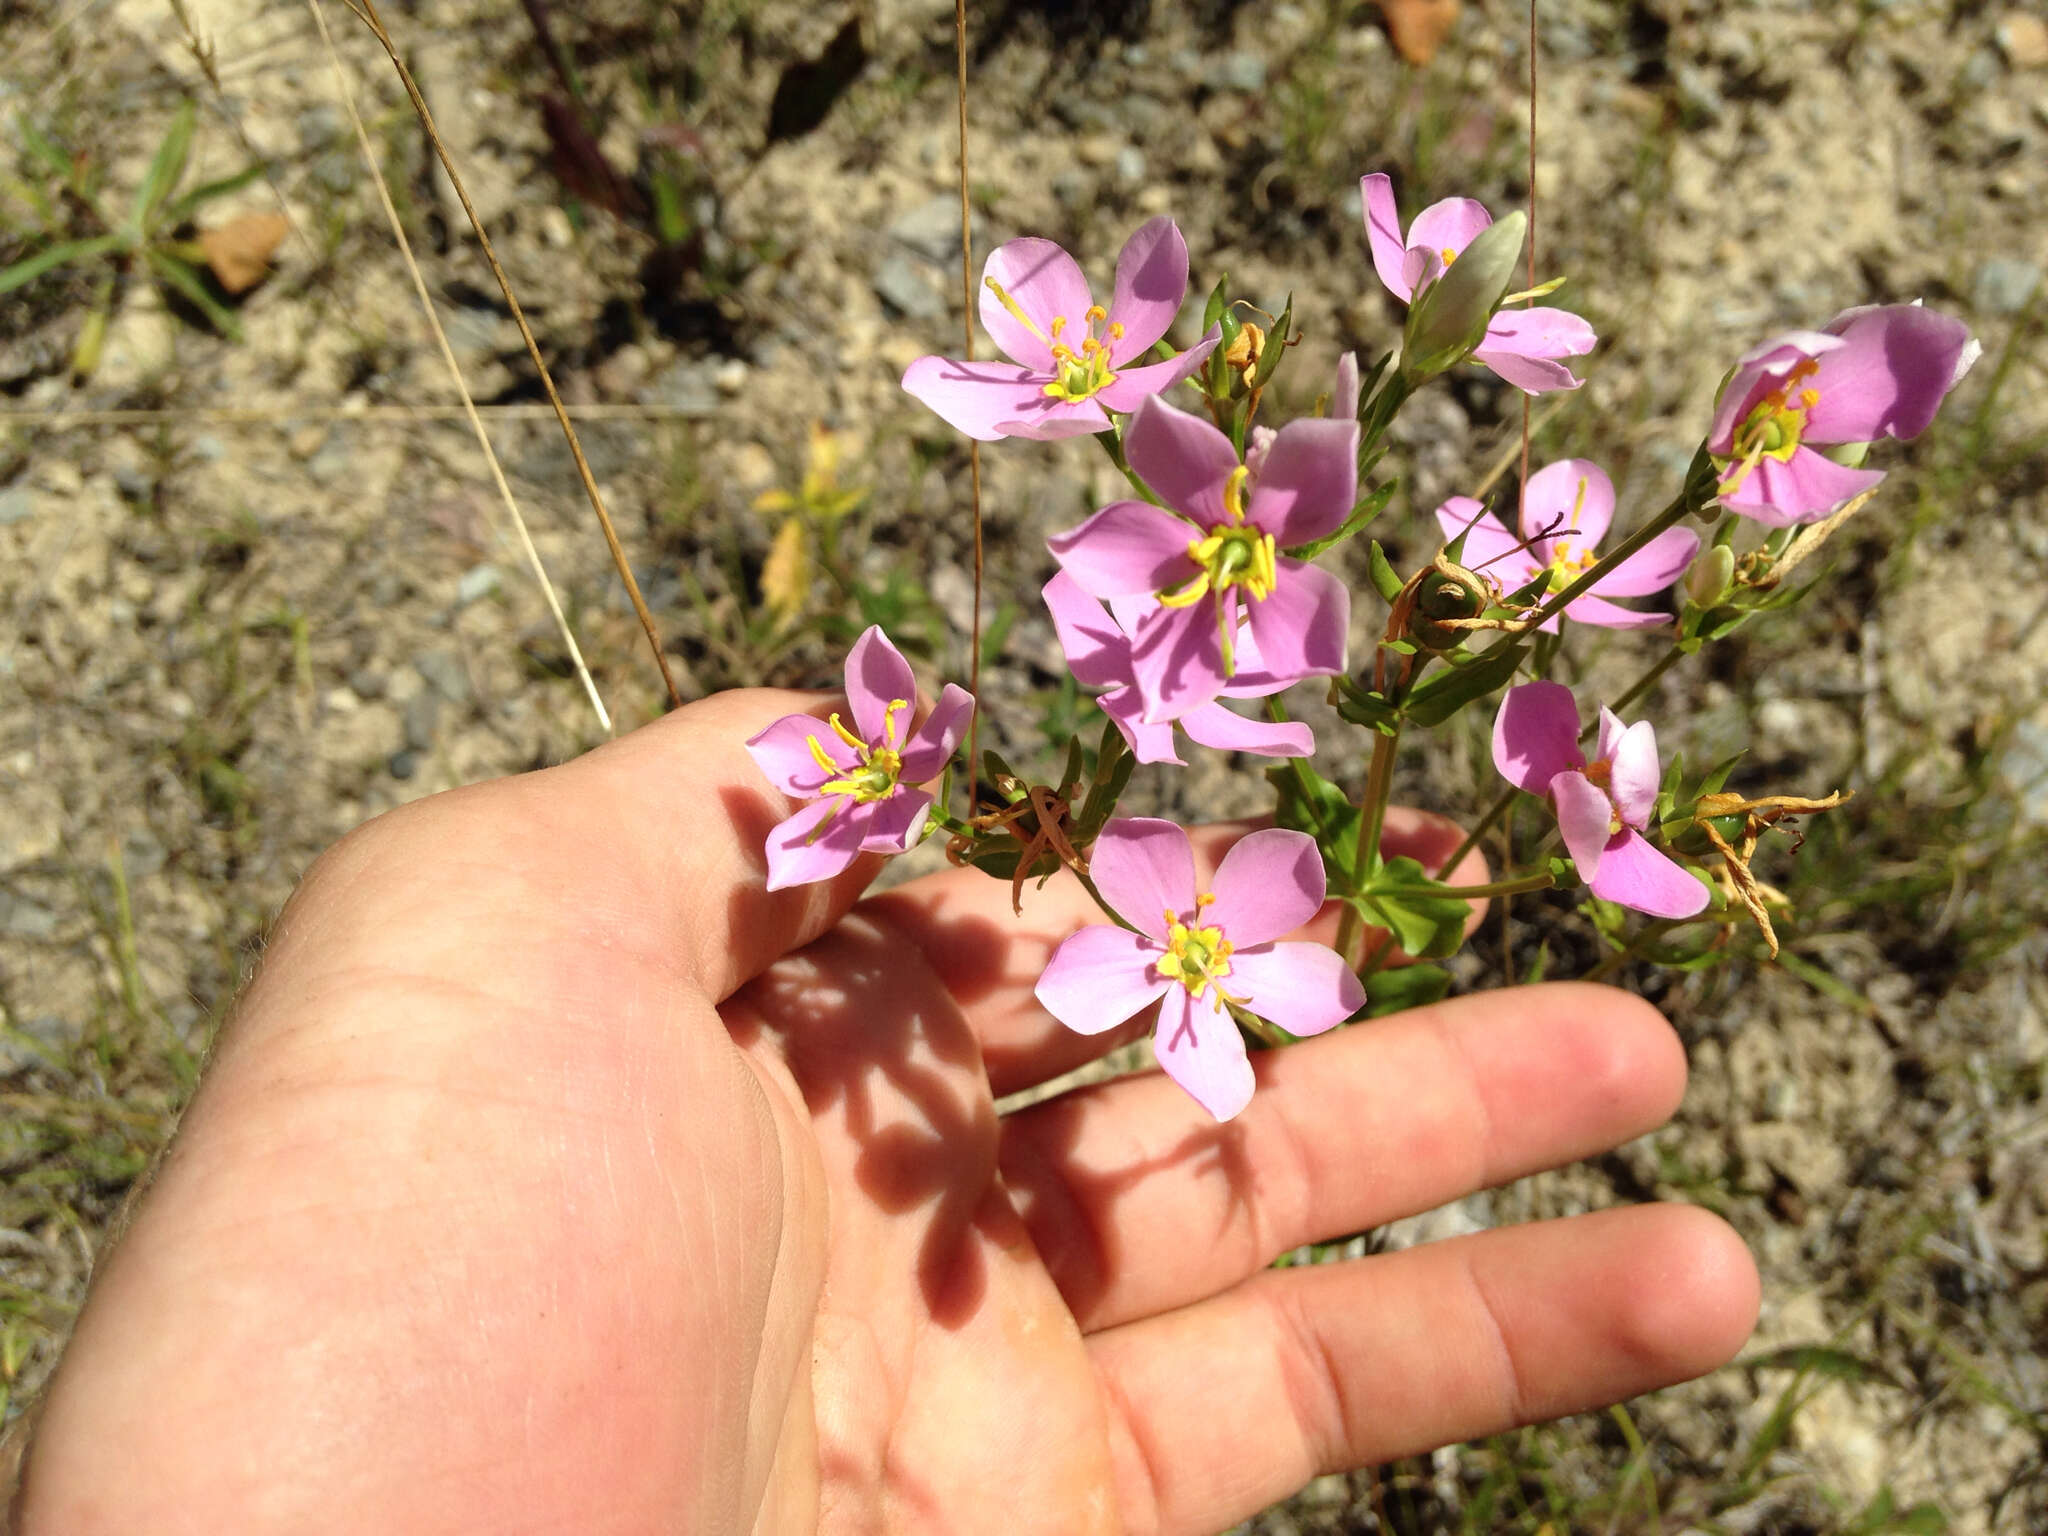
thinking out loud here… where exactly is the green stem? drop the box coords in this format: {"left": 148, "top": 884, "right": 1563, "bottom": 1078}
{"left": 1377, "top": 871, "right": 1554, "bottom": 900}
{"left": 1096, "top": 425, "right": 1163, "bottom": 506}
{"left": 1074, "top": 868, "right": 1144, "bottom": 936}
{"left": 1436, "top": 783, "right": 1517, "bottom": 880}
{"left": 1583, "top": 919, "right": 1675, "bottom": 985}
{"left": 1603, "top": 642, "right": 1685, "bottom": 723}
{"left": 1336, "top": 724, "right": 1402, "bottom": 963}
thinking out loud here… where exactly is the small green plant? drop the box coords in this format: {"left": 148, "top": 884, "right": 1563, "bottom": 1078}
{"left": 2, "top": 99, "right": 266, "bottom": 374}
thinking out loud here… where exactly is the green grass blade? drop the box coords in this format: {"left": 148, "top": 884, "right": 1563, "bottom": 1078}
{"left": 165, "top": 161, "right": 267, "bottom": 222}
{"left": 131, "top": 99, "right": 196, "bottom": 232}
{"left": 145, "top": 247, "right": 242, "bottom": 340}
{"left": 0, "top": 233, "right": 122, "bottom": 295}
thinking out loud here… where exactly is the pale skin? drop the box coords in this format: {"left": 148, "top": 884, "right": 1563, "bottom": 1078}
{"left": 7, "top": 691, "right": 1759, "bottom": 1535}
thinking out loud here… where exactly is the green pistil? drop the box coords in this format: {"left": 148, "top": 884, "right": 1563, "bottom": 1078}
{"left": 1717, "top": 359, "right": 1823, "bottom": 498}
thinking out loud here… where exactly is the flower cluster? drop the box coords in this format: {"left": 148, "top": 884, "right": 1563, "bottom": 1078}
{"left": 737, "top": 171, "right": 1974, "bottom": 1123}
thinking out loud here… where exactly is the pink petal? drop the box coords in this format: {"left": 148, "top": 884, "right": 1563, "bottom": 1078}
{"left": 745, "top": 713, "right": 855, "bottom": 797}
{"left": 1102, "top": 688, "right": 1184, "bottom": 765}
{"left": 763, "top": 798, "right": 869, "bottom": 891}
{"left": 1089, "top": 817, "right": 1196, "bottom": 941}
{"left": 993, "top": 397, "right": 1120, "bottom": 441}
{"left": 1246, "top": 416, "right": 1359, "bottom": 546}
{"left": 1129, "top": 599, "right": 1230, "bottom": 720}
{"left": 1481, "top": 306, "right": 1596, "bottom": 374}
{"left": 1227, "top": 942, "right": 1363, "bottom": 1038}
{"left": 1205, "top": 828, "right": 1326, "bottom": 946}
{"left": 1403, "top": 246, "right": 1442, "bottom": 296}
{"left": 979, "top": 238, "right": 1091, "bottom": 372}
{"left": 1555, "top": 593, "right": 1672, "bottom": 631}
{"left": 858, "top": 788, "right": 933, "bottom": 853}
{"left": 843, "top": 627, "right": 917, "bottom": 743}
{"left": 1437, "top": 498, "right": 1535, "bottom": 585}
{"left": 1521, "top": 458, "right": 1614, "bottom": 549}
{"left": 1601, "top": 715, "right": 1662, "bottom": 830}
{"left": 1493, "top": 679, "right": 1584, "bottom": 794}
{"left": 1243, "top": 560, "right": 1348, "bottom": 684}
{"left": 1807, "top": 303, "right": 1976, "bottom": 444}
{"left": 1047, "top": 500, "right": 1203, "bottom": 600}
{"left": 1474, "top": 347, "right": 1585, "bottom": 394}
{"left": 1034, "top": 924, "right": 1174, "bottom": 1035}
{"left": 896, "top": 684, "right": 974, "bottom": 782}
{"left": 1333, "top": 350, "right": 1361, "bottom": 419}
{"left": 1361, "top": 173, "right": 1413, "bottom": 302}
{"left": 1093, "top": 330, "right": 1222, "bottom": 415}
{"left": 1106, "top": 216, "right": 1189, "bottom": 362}
{"left": 1587, "top": 830, "right": 1710, "bottom": 919}
{"left": 1408, "top": 198, "right": 1495, "bottom": 264}
{"left": 900, "top": 355, "right": 1064, "bottom": 443}
{"left": 1720, "top": 447, "right": 1885, "bottom": 527}
{"left": 1122, "top": 394, "right": 1239, "bottom": 526}
{"left": 1042, "top": 573, "right": 1133, "bottom": 690}
{"left": 1152, "top": 988, "right": 1256, "bottom": 1122}
{"left": 1552, "top": 769, "right": 1616, "bottom": 883}
{"left": 1705, "top": 331, "right": 1847, "bottom": 452}
{"left": 1178, "top": 700, "right": 1313, "bottom": 759}
{"left": 1589, "top": 526, "right": 1701, "bottom": 597}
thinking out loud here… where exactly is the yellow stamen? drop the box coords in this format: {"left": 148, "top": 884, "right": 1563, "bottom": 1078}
{"left": 826, "top": 712, "right": 865, "bottom": 754}
{"left": 983, "top": 277, "right": 1048, "bottom": 343}
{"left": 805, "top": 734, "right": 839, "bottom": 775}
{"left": 1222, "top": 464, "right": 1249, "bottom": 523}
{"left": 1084, "top": 304, "right": 1107, "bottom": 325}
{"left": 1050, "top": 315, "right": 1067, "bottom": 338}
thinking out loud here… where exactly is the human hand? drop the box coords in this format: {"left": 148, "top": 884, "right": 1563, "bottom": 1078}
{"left": 11, "top": 691, "right": 1757, "bottom": 1535}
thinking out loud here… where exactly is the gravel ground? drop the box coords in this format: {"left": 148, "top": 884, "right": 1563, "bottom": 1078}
{"left": 3, "top": 0, "right": 2046, "bottom": 1529}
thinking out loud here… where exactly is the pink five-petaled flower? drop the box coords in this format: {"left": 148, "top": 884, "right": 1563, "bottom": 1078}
{"left": 1362, "top": 172, "right": 1596, "bottom": 395}
{"left": 1045, "top": 393, "right": 1356, "bottom": 719}
{"left": 1706, "top": 302, "right": 1978, "bottom": 526}
{"left": 1034, "top": 819, "right": 1363, "bottom": 1121}
{"left": 1041, "top": 573, "right": 1313, "bottom": 765}
{"left": 744, "top": 627, "right": 973, "bottom": 891}
{"left": 1493, "top": 681, "right": 1708, "bottom": 921}
{"left": 899, "top": 217, "right": 1222, "bottom": 442}
{"left": 1436, "top": 459, "right": 1701, "bottom": 633}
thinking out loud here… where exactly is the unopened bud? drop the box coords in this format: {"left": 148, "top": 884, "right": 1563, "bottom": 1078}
{"left": 1401, "top": 210, "right": 1526, "bottom": 382}
{"left": 1683, "top": 544, "right": 1736, "bottom": 608}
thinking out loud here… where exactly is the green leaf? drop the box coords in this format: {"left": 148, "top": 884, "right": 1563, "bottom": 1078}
{"left": 1201, "top": 273, "right": 1229, "bottom": 332}
{"left": 1331, "top": 680, "right": 1399, "bottom": 735}
{"left": 1403, "top": 638, "right": 1528, "bottom": 727}
{"left": 1740, "top": 1345, "right": 1902, "bottom": 1389}
{"left": 1285, "top": 481, "right": 1396, "bottom": 562}
{"left": 1362, "top": 962, "right": 1450, "bottom": 1018}
{"left": 1267, "top": 757, "right": 1362, "bottom": 891}
{"left": 1367, "top": 539, "right": 1405, "bottom": 604}
{"left": 133, "top": 99, "right": 196, "bottom": 232}
{"left": 16, "top": 114, "right": 73, "bottom": 180}
{"left": 1355, "top": 856, "right": 1471, "bottom": 960}
{"left": 146, "top": 247, "right": 241, "bottom": 339}
{"left": 1249, "top": 291, "right": 1292, "bottom": 388}
{"left": 165, "top": 160, "right": 267, "bottom": 222}
{"left": 0, "top": 232, "right": 122, "bottom": 295}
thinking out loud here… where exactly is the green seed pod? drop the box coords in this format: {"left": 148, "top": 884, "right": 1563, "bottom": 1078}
{"left": 1683, "top": 544, "right": 1737, "bottom": 609}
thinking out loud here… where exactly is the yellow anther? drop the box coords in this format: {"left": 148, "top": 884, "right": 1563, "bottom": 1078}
{"left": 879, "top": 697, "right": 909, "bottom": 746}
{"left": 1223, "top": 464, "right": 1250, "bottom": 523}
{"left": 1799, "top": 388, "right": 1819, "bottom": 407}
{"left": 1156, "top": 571, "right": 1213, "bottom": 609}
{"left": 1084, "top": 304, "right": 1108, "bottom": 325}
{"left": 1441, "top": 246, "right": 1458, "bottom": 265}
{"left": 805, "top": 734, "right": 839, "bottom": 775}
{"left": 1050, "top": 315, "right": 1067, "bottom": 338}
{"left": 1081, "top": 337, "right": 1101, "bottom": 356}
{"left": 826, "top": 712, "right": 865, "bottom": 753}
{"left": 983, "top": 277, "right": 1049, "bottom": 343}
{"left": 1195, "top": 891, "right": 1215, "bottom": 907}
{"left": 1108, "top": 321, "right": 1125, "bottom": 340}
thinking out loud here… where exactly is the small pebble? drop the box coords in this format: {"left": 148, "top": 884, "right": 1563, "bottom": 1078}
{"left": 387, "top": 750, "right": 417, "bottom": 780}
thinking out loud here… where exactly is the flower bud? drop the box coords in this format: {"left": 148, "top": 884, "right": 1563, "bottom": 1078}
{"left": 1683, "top": 544, "right": 1736, "bottom": 608}
{"left": 1401, "top": 210, "right": 1526, "bottom": 382}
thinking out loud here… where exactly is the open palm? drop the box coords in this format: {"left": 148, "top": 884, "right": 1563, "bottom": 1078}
{"left": 14, "top": 694, "right": 1756, "bottom": 1535}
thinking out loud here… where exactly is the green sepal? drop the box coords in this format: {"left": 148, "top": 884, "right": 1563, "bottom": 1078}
{"left": 1366, "top": 539, "right": 1405, "bottom": 604}
{"left": 1201, "top": 273, "right": 1229, "bottom": 333}
{"left": 1249, "top": 291, "right": 1293, "bottom": 388}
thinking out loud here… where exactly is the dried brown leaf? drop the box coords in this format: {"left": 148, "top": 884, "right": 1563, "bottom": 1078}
{"left": 1380, "top": 0, "right": 1460, "bottom": 66}
{"left": 197, "top": 212, "right": 290, "bottom": 295}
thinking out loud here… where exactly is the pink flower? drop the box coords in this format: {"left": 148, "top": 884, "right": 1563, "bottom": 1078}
{"left": 1041, "top": 573, "right": 1313, "bottom": 765}
{"left": 899, "top": 217, "right": 1222, "bottom": 442}
{"left": 1707, "top": 302, "right": 1978, "bottom": 526}
{"left": 1361, "top": 172, "right": 1595, "bottom": 394}
{"left": 1492, "top": 682, "right": 1708, "bottom": 920}
{"left": 1436, "top": 459, "right": 1700, "bottom": 632}
{"left": 1034, "top": 819, "right": 1363, "bottom": 1120}
{"left": 1045, "top": 394, "right": 1356, "bottom": 719}
{"left": 744, "top": 627, "right": 973, "bottom": 890}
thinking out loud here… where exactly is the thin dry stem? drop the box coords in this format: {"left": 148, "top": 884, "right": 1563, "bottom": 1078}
{"left": 306, "top": 0, "right": 612, "bottom": 733}
{"left": 343, "top": 0, "right": 684, "bottom": 711}
{"left": 955, "top": 0, "right": 984, "bottom": 816}
{"left": 1, "top": 404, "right": 731, "bottom": 428}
